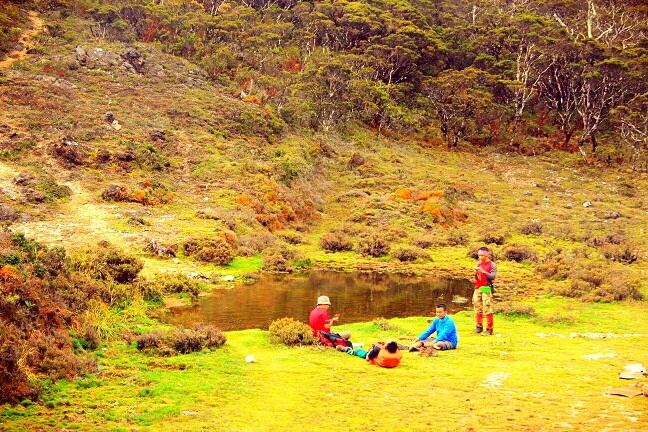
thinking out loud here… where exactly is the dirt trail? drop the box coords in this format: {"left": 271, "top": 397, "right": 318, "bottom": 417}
{"left": 11, "top": 179, "right": 131, "bottom": 247}
{"left": 0, "top": 11, "right": 44, "bottom": 69}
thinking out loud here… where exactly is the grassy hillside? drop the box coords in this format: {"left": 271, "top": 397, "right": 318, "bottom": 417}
{"left": 0, "top": 4, "right": 647, "bottom": 430}
{"left": 1, "top": 7, "right": 647, "bottom": 297}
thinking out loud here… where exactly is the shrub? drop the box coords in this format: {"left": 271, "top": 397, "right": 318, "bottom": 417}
{"left": 492, "top": 302, "right": 536, "bottom": 317}
{"left": 600, "top": 243, "right": 641, "bottom": 264}
{"left": 262, "top": 244, "right": 299, "bottom": 272}
{"left": 277, "top": 230, "right": 304, "bottom": 245}
{"left": 413, "top": 235, "right": 446, "bottom": 249}
{"left": 319, "top": 231, "right": 353, "bottom": 252}
{"left": 37, "top": 177, "right": 72, "bottom": 201}
{"left": 136, "top": 325, "right": 226, "bottom": 355}
{"left": 536, "top": 249, "right": 574, "bottom": 280}
{"left": 0, "top": 233, "right": 109, "bottom": 404}
{"left": 193, "top": 324, "right": 227, "bottom": 349}
{"left": 73, "top": 243, "right": 143, "bottom": 283}
{"left": 372, "top": 317, "right": 396, "bottom": 331}
{"left": 238, "top": 232, "right": 276, "bottom": 256}
{"left": 268, "top": 318, "right": 315, "bottom": 346}
{"left": 358, "top": 235, "right": 390, "bottom": 257}
{"left": 520, "top": 221, "right": 543, "bottom": 235}
{"left": 584, "top": 232, "right": 627, "bottom": 248}
{"left": 183, "top": 237, "right": 234, "bottom": 265}
{"left": 144, "top": 274, "right": 201, "bottom": 300}
{"left": 446, "top": 230, "right": 469, "bottom": 246}
{"left": 502, "top": 245, "right": 537, "bottom": 262}
{"left": 479, "top": 229, "right": 508, "bottom": 245}
{"left": 392, "top": 246, "right": 428, "bottom": 262}
{"left": 170, "top": 328, "right": 204, "bottom": 354}
{"left": 585, "top": 275, "right": 643, "bottom": 302}
{"left": 136, "top": 331, "right": 164, "bottom": 350}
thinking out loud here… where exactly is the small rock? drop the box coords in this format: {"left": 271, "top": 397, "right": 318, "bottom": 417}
{"left": 222, "top": 275, "right": 235, "bottom": 282}
{"left": 523, "top": 191, "right": 533, "bottom": 196}
{"left": 582, "top": 201, "right": 592, "bottom": 208}
{"left": 105, "top": 112, "right": 115, "bottom": 123}
{"left": 75, "top": 46, "right": 86, "bottom": 61}
{"left": 13, "top": 172, "right": 35, "bottom": 186}
{"left": 564, "top": 203, "right": 573, "bottom": 209}
{"left": 603, "top": 211, "right": 621, "bottom": 220}
{"left": 111, "top": 120, "right": 122, "bottom": 131}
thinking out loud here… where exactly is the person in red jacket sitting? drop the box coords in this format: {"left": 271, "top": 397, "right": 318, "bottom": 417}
{"left": 309, "top": 295, "right": 351, "bottom": 347}
{"left": 474, "top": 246, "right": 497, "bottom": 335}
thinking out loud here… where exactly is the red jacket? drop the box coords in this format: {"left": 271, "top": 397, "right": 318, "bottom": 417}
{"left": 309, "top": 307, "right": 331, "bottom": 337}
{"left": 475, "top": 260, "right": 494, "bottom": 289}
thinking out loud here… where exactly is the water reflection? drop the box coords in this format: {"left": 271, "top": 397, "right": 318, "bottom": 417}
{"left": 163, "top": 271, "right": 473, "bottom": 331}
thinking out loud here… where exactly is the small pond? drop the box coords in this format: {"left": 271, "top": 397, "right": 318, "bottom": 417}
{"left": 162, "top": 271, "right": 474, "bottom": 331}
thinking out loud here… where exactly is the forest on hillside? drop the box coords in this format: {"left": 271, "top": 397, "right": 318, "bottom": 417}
{"left": 2, "top": 0, "right": 648, "bottom": 167}
{"left": 3, "top": 0, "right": 645, "bottom": 166}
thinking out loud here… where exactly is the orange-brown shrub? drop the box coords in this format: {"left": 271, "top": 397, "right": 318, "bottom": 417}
{"left": 0, "top": 232, "right": 105, "bottom": 404}
{"left": 358, "top": 235, "right": 390, "bottom": 257}
{"left": 320, "top": 231, "right": 353, "bottom": 252}
{"left": 183, "top": 237, "right": 234, "bottom": 265}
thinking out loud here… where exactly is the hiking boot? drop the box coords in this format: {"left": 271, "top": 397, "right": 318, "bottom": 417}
{"left": 482, "top": 329, "right": 493, "bottom": 336}
{"left": 473, "top": 325, "right": 483, "bottom": 334}
{"left": 336, "top": 345, "right": 351, "bottom": 353}
{"left": 420, "top": 347, "right": 439, "bottom": 357}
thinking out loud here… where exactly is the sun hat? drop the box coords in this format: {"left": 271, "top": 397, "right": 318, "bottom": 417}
{"left": 317, "top": 295, "right": 331, "bottom": 305}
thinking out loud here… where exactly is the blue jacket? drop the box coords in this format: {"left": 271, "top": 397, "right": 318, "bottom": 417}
{"left": 418, "top": 315, "right": 458, "bottom": 348}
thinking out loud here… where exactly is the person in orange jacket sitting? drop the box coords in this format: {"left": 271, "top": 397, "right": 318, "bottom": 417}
{"left": 337, "top": 340, "right": 402, "bottom": 368}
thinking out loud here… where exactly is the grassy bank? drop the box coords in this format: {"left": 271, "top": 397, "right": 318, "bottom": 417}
{"left": 2, "top": 297, "right": 647, "bottom": 431}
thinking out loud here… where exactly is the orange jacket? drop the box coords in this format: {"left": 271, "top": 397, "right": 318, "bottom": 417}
{"left": 369, "top": 348, "right": 402, "bottom": 368}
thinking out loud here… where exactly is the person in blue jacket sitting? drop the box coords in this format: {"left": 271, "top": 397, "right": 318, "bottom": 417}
{"left": 409, "top": 303, "right": 458, "bottom": 351}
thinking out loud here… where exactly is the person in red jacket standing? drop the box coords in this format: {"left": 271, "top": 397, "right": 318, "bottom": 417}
{"left": 474, "top": 246, "right": 497, "bottom": 335}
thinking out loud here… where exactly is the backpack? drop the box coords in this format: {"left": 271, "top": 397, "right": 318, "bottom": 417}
{"left": 318, "top": 331, "right": 353, "bottom": 348}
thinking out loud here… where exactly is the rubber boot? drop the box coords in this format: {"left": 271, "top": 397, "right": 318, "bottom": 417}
{"left": 483, "top": 314, "right": 494, "bottom": 335}
{"left": 474, "top": 313, "right": 483, "bottom": 333}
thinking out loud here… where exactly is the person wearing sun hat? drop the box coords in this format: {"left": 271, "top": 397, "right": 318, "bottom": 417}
{"left": 309, "top": 295, "right": 351, "bottom": 345}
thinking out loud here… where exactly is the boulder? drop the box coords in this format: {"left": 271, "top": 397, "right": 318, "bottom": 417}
{"left": 121, "top": 47, "right": 145, "bottom": 73}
